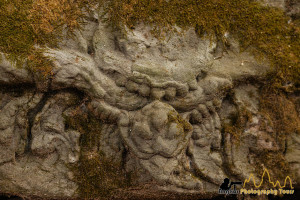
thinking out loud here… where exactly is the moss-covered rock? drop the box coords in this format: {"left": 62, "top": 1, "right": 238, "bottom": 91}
{"left": 0, "top": 0, "right": 94, "bottom": 76}
{"left": 1, "top": 0, "right": 299, "bottom": 88}
{"left": 64, "top": 104, "right": 133, "bottom": 199}
{"left": 99, "top": 0, "right": 299, "bottom": 89}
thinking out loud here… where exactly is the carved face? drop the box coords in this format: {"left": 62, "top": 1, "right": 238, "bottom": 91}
{"left": 82, "top": 22, "right": 267, "bottom": 190}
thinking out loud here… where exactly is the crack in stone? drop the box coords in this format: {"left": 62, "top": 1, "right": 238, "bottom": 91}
{"left": 26, "top": 92, "right": 53, "bottom": 152}
{"left": 25, "top": 87, "right": 86, "bottom": 153}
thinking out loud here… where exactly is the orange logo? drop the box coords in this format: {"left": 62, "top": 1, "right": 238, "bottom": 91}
{"left": 243, "top": 168, "right": 294, "bottom": 189}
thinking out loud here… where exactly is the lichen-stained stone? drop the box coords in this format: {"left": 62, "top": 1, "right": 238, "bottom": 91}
{"left": 0, "top": 6, "right": 299, "bottom": 198}
{"left": 0, "top": 92, "right": 41, "bottom": 164}
{"left": 0, "top": 54, "right": 33, "bottom": 85}
{"left": 30, "top": 93, "right": 81, "bottom": 164}
{"left": 0, "top": 92, "right": 80, "bottom": 198}
{"left": 285, "top": 133, "right": 300, "bottom": 186}
{"left": 187, "top": 104, "right": 226, "bottom": 188}
{"left": 119, "top": 101, "right": 189, "bottom": 159}
{"left": 262, "top": 0, "right": 286, "bottom": 10}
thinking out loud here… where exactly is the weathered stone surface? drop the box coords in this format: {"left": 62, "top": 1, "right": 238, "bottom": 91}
{"left": 234, "top": 85, "right": 260, "bottom": 113}
{"left": 0, "top": 11, "right": 299, "bottom": 199}
{"left": 285, "top": 133, "right": 300, "bottom": 185}
{"left": 0, "top": 92, "right": 80, "bottom": 198}
{"left": 0, "top": 54, "right": 33, "bottom": 85}
{"left": 0, "top": 92, "right": 41, "bottom": 164}
{"left": 31, "top": 93, "right": 81, "bottom": 163}
{"left": 262, "top": 0, "right": 286, "bottom": 10}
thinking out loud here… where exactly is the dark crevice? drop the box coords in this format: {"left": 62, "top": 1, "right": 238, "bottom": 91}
{"left": 283, "top": 133, "right": 288, "bottom": 155}
{"left": 232, "top": 76, "right": 266, "bottom": 89}
{"left": 220, "top": 131, "right": 231, "bottom": 175}
{"left": 87, "top": 43, "right": 95, "bottom": 55}
{"left": 57, "top": 87, "right": 86, "bottom": 101}
{"left": 25, "top": 77, "right": 53, "bottom": 152}
{"left": 196, "top": 70, "right": 208, "bottom": 82}
{"left": 25, "top": 91, "right": 53, "bottom": 152}
{"left": 87, "top": 17, "right": 99, "bottom": 23}
{"left": 185, "top": 147, "right": 194, "bottom": 173}
{"left": 113, "top": 36, "right": 127, "bottom": 55}
{"left": 121, "top": 144, "right": 128, "bottom": 170}
{"left": 0, "top": 82, "right": 35, "bottom": 95}
{"left": 0, "top": 194, "right": 24, "bottom": 200}
{"left": 25, "top": 87, "right": 86, "bottom": 153}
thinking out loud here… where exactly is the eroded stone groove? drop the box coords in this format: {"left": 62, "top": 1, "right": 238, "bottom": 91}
{"left": 26, "top": 92, "right": 52, "bottom": 152}
{"left": 25, "top": 88, "right": 86, "bottom": 152}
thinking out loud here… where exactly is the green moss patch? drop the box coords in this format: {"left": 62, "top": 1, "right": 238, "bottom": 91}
{"left": 1, "top": 0, "right": 299, "bottom": 88}
{"left": 64, "top": 104, "right": 133, "bottom": 199}
{"left": 259, "top": 91, "right": 300, "bottom": 150}
{"left": 222, "top": 106, "right": 253, "bottom": 143}
{"left": 168, "top": 110, "right": 193, "bottom": 136}
{"left": 0, "top": 0, "right": 94, "bottom": 77}
{"left": 99, "top": 0, "right": 299, "bottom": 89}
{"left": 253, "top": 150, "right": 290, "bottom": 188}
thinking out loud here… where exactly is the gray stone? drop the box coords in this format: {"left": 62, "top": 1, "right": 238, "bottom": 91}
{"left": 0, "top": 7, "right": 298, "bottom": 199}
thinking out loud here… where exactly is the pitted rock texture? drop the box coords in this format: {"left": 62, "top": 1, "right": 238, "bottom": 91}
{"left": 0, "top": 12, "right": 299, "bottom": 199}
